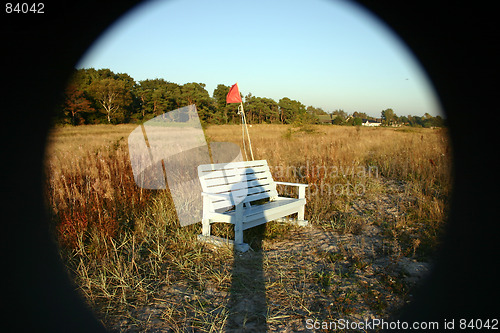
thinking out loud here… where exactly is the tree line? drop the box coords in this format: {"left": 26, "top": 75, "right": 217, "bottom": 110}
{"left": 55, "top": 68, "right": 445, "bottom": 128}
{"left": 329, "top": 108, "right": 445, "bottom": 128}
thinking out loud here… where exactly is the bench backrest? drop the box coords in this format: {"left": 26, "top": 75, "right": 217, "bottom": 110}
{"left": 198, "top": 160, "right": 278, "bottom": 212}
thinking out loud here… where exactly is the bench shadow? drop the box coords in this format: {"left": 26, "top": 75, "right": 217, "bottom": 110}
{"left": 224, "top": 165, "right": 269, "bottom": 332}
{"left": 226, "top": 223, "right": 268, "bottom": 332}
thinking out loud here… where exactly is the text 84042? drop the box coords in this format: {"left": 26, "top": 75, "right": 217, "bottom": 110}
{"left": 5, "top": 3, "right": 44, "bottom": 14}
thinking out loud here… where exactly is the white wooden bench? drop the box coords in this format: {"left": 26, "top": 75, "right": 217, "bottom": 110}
{"left": 197, "top": 160, "right": 308, "bottom": 252}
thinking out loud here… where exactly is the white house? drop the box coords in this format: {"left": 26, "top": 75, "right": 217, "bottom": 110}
{"left": 362, "top": 120, "right": 381, "bottom": 127}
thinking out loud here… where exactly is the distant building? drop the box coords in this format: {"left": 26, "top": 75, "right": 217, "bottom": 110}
{"left": 361, "top": 119, "right": 381, "bottom": 127}
{"left": 318, "top": 114, "right": 336, "bottom": 124}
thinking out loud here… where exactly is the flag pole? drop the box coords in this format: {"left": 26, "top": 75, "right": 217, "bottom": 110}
{"left": 239, "top": 103, "right": 248, "bottom": 161}
{"left": 239, "top": 101, "right": 254, "bottom": 161}
{"left": 227, "top": 82, "right": 254, "bottom": 161}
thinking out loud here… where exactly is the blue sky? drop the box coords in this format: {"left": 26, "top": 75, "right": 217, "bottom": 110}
{"left": 77, "top": 0, "right": 443, "bottom": 117}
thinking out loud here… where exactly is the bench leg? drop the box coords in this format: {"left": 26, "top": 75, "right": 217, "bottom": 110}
{"left": 298, "top": 205, "right": 305, "bottom": 221}
{"left": 234, "top": 203, "right": 243, "bottom": 245}
{"left": 234, "top": 222, "right": 243, "bottom": 245}
{"left": 202, "top": 218, "right": 211, "bottom": 236}
{"left": 234, "top": 224, "right": 250, "bottom": 251}
{"left": 297, "top": 187, "right": 308, "bottom": 226}
{"left": 297, "top": 208, "right": 308, "bottom": 226}
{"left": 234, "top": 203, "right": 250, "bottom": 252}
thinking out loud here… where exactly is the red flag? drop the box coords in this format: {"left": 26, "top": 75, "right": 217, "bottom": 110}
{"left": 226, "top": 83, "right": 242, "bottom": 104}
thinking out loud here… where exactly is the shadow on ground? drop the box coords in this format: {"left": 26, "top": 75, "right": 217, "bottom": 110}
{"left": 226, "top": 224, "right": 268, "bottom": 332}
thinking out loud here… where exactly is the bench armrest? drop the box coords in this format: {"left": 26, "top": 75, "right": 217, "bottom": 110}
{"left": 275, "top": 181, "right": 308, "bottom": 187}
{"left": 275, "top": 181, "right": 308, "bottom": 199}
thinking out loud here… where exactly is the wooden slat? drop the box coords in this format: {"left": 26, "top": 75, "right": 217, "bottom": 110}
{"left": 205, "top": 177, "right": 273, "bottom": 191}
{"left": 207, "top": 183, "right": 274, "bottom": 202}
{"left": 202, "top": 172, "right": 267, "bottom": 185}
{"left": 201, "top": 164, "right": 269, "bottom": 175}
{"left": 231, "top": 183, "right": 276, "bottom": 198}
{"left": 208, "top": 181, "right": 274, "bottom": 196}
{"left": 211, "top": 192, "right": 271, "bottom": 210}
{"left": 198, "top": 160, "right": 278, "bottom": 211}
{"left": 210, "top": 188, "right": 279, "bottom": 211}
{"left": 211, "top": 200, "right": 236, "bottom": 211}
{"left": 200, "top": 165, "right": 269, "bottom": 181}
{"left": 241, "top": 191, "right": 274, "bottom": 203}
{"left": 202, "top": 171, "right": 274, "bottom": 187}
{"left": 198, "top": 160, "right": 268, "bottom": 173}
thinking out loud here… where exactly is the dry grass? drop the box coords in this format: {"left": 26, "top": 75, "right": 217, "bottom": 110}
{"left": 43, "top": 123, "right": 452, "bottom": 331}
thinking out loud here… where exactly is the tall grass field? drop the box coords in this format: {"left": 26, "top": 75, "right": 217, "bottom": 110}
{"left": 44, "top": 123, "right": 452, "bottom": 331}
